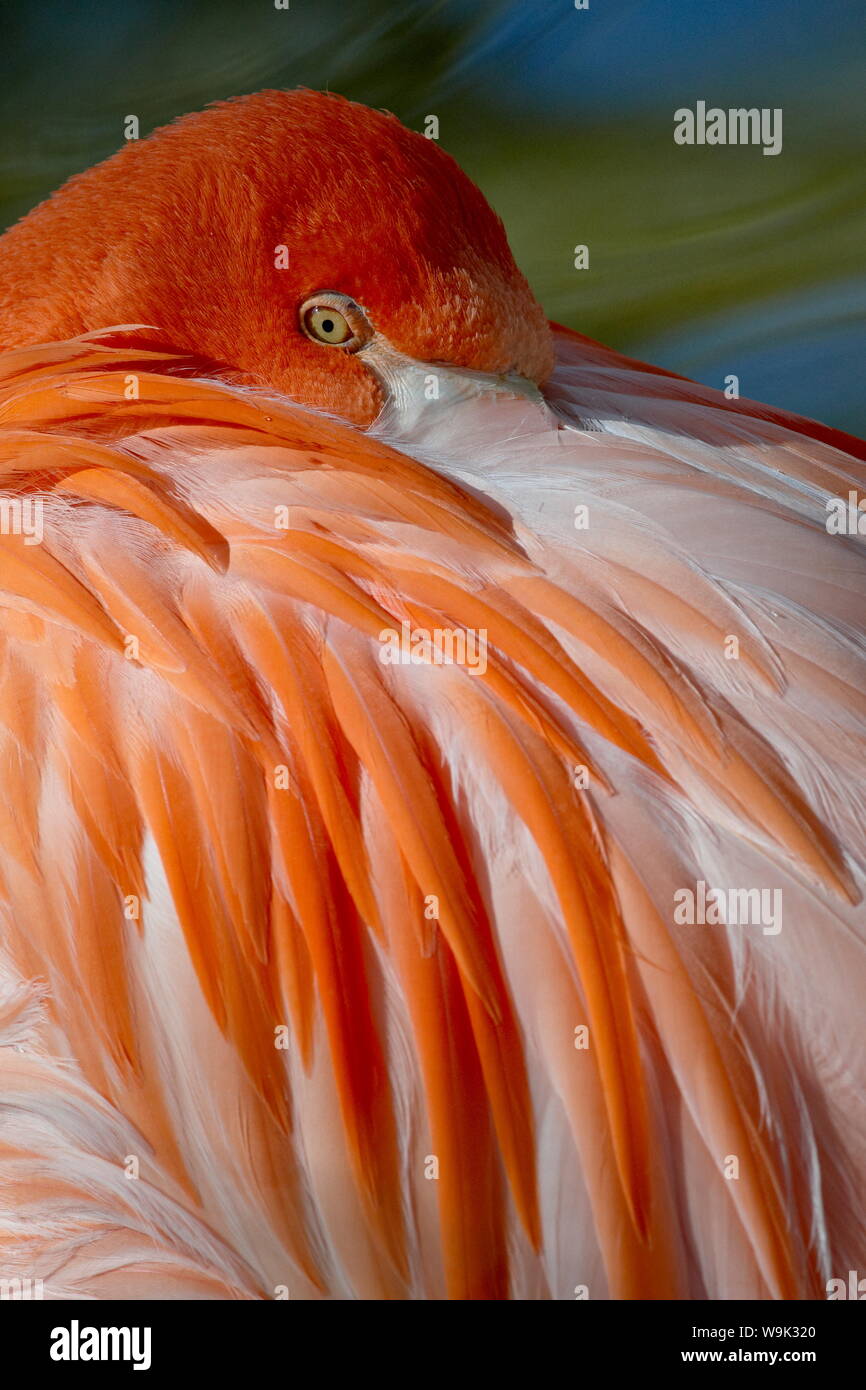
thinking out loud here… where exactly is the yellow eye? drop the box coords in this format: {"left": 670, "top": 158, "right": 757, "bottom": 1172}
{"left": 303, "top": 305, "right": 351, "bottom": 345}
{"left": 299, "top": 293, "right": 372, "bottom": 351}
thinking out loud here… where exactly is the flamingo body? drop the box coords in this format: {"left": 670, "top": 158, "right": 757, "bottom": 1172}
{"left": 0, "top": 91, "right": 863, "bottom": 1300}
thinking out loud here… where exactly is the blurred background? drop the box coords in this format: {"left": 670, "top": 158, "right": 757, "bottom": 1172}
{"left": 1, "top": 0, "right": 864, "bottom": 431}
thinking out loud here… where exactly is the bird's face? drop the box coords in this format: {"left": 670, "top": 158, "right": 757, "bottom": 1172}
{"left": 1, "top": 90, "right": 554, "bottom": 429}
{"left": 241, "top": 92, "right": 554, "bottom": 424}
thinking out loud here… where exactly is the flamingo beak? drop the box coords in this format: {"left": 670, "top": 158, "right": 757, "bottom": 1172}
{"left": 364, "top": 340, "right": 553, "bottom": 447}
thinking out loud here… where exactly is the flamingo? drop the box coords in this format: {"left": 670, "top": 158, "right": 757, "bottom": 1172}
{"left": 0, "top": 88, "right": 863, "bottom": 1302}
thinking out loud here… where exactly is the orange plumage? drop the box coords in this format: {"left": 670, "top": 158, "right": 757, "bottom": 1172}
{"left": 0, "top": 90, "right": 863, "bottom": 1300}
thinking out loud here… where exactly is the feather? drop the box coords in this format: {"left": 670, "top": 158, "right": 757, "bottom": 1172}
{"left": 0, "top": 328, "right": 863, "bottom": 1302}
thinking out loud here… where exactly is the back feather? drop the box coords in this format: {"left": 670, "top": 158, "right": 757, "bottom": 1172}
{"left": 0, "top": 326, "right": 863, "bottom": 1299}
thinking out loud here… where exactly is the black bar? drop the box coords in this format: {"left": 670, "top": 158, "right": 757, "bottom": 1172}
{"left": 6, "top": 1298, "right": 863, "bottom": 1376}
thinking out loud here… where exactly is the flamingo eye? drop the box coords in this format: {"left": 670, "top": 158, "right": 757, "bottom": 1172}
{"left": 304, "top": 305, "right": 350, "bottom": 344}
{"left": 299, "top": 294, "right": 371, "bottom": 350}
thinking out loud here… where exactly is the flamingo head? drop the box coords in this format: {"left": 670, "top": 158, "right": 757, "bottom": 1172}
{"left": 0, "top": 89, "right": 554, "bottom": 427}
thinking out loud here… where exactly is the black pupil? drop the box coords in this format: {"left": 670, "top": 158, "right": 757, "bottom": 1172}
{"left": 321, "top": 318, "right": 335, "bottom": 335}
